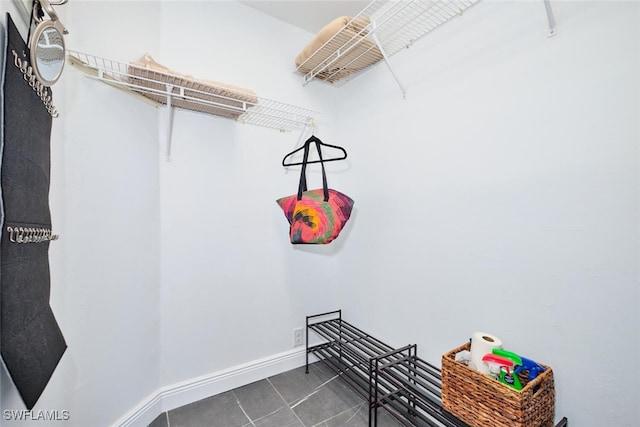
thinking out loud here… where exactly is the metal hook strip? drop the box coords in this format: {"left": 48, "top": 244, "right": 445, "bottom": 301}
{"left": 5, "top": 226, "right": 59, "bottom": 244}
{"left": 10, "top": 50, "right": 59, "bottom": 118}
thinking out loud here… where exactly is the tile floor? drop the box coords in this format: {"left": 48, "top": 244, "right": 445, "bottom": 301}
{"left": 148, "top": 361, "right": 405, "bottom": 427}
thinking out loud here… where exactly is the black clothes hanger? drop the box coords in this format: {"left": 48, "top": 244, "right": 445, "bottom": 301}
{"left": 282, "top": 135, "right": 347, "bottom": 167}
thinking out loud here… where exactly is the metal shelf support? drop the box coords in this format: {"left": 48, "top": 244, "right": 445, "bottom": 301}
{"left": 544, "top": 0, "right": 558, "bottom": 37}
{"left": 370, "top": 22, "right": 406, "bottom": 98}
{"left": 164, "top": 84, "right": 175, "bottom": 161}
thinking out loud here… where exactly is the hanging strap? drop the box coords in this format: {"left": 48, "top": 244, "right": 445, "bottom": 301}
{"left": 297, "top": 137, "right": 329, "bottom": 202}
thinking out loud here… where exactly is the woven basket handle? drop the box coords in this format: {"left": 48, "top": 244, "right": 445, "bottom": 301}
{"left": 526, "top": 369, "right": 547, "bottom": 398}
{"left": 297, "top": 136, "right": 329, "bottom": 202}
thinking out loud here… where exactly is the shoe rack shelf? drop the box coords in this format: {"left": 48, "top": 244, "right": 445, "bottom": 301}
{"left": 305, "top": 310, "right": 569, "bottom": 427}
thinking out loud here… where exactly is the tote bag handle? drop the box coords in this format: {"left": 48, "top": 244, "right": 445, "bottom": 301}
{"left": 297, "top": 137, "right": 329, "bottom": 202}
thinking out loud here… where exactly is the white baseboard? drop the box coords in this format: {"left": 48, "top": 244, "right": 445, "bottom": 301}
{"left": 113, "top": 347, "right": 308, "bottom": 427}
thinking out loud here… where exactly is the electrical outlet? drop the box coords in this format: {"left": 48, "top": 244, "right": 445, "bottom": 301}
{"left": 293, "top": 327, "right": 304, "bottom": 347}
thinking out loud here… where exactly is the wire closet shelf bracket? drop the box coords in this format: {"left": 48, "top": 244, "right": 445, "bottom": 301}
{"left": 67, "top": 50, "right": 320, "bottom": 159}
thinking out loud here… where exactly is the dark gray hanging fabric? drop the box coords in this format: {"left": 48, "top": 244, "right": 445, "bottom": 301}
{"left": 1, "top": 13, "right": 66, "bottom": 410}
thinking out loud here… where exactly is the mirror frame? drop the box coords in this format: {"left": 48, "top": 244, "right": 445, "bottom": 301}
{"left": 29, "top": 18, "right": 66, "bottom": 86}
{"left": 27, "top": 0, "right": 69, "bottom": 87}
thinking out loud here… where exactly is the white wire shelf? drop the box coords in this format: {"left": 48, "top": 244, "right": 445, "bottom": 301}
{"left": 296, "top": 0, "right": 481, "bottom": 91}
{"left": 297, "top": 0, "right": 558, "bottom": 94}
{"left": 67, "top": 50, "right": 320, "bottom": 133}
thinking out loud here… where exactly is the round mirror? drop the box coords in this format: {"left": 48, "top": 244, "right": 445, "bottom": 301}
{"left": 29, "top": 20, "right": 66, "bottom": 86}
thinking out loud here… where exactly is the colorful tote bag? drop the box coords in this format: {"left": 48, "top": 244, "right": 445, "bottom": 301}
{"left": 276, "top": 138, "right": 354, "bottom": 244}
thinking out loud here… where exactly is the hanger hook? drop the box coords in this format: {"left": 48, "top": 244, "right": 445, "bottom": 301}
{"left": 34, "top": 0, "right": 69, "bottom": 34}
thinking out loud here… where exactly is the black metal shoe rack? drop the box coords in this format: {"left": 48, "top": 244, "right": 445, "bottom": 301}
{"left": 305, "top": 310, "right": 569, "bottom": 427}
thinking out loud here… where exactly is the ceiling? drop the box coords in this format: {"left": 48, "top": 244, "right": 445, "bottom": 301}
{"left": 239, "top": 1, "right": 370, "bottom": 33}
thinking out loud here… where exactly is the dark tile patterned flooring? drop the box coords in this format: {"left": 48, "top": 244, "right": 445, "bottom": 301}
{"left": 149, "top": 362, "right": 404, "bottom": 427}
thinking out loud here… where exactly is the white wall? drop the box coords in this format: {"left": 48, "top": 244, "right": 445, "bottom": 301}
{"left": 0, "top": 1, "right": 637, "bottom": 427}
{"left": 155, "top": 0, "right": 341, "bottom": 403}
{"left": 330, "top": 1, "right": 639, "bottom": 426}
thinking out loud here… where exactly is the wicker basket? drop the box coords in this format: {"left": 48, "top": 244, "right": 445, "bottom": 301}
{"left": 442, "top": 342, "right": 555, "bottom": 427}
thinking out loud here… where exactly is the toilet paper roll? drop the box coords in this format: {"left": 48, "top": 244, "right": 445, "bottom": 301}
{"left": 469, "top": 332, "right": 503, "bottom": 374}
